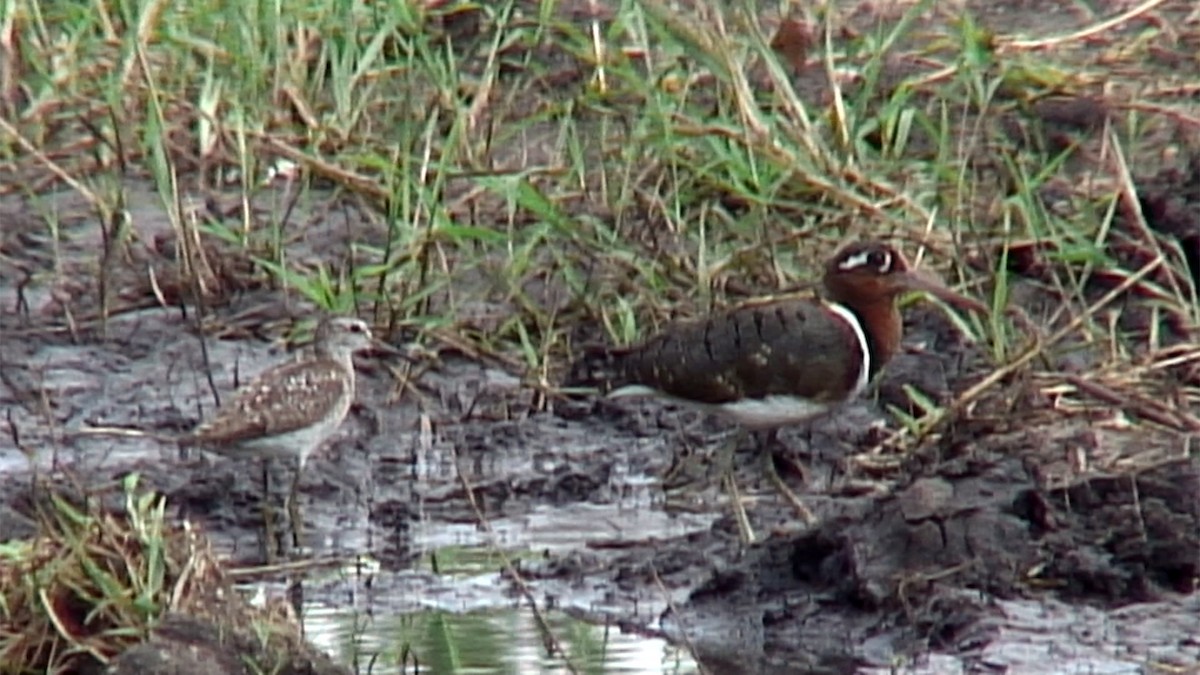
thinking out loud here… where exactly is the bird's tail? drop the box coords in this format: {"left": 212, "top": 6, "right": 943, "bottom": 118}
{"left": 71, "top": 425, "right": 182, "bottom": 445}
{"left": 563, "top": 345, "right": 631, "bottom": 393}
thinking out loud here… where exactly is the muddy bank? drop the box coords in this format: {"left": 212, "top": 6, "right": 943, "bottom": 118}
{"left": 515, "top": 420, "right": 1198, "bottom": 673}
{"left": 3, "top": 147, "right": 1200, "bottom": 673}
{"left": 2, "top": 288, "right": 1199, "bottom": 673}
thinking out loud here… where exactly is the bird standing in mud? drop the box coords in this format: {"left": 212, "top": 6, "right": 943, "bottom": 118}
{"left": 181, "top": 316, "right": 384, "bottom": 554}
{"left": 565, "top": 240, "right": 986, "bottom": 542}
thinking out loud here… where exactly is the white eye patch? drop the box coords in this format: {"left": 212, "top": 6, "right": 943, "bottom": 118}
{"left": 837, "top": 249, "right": 891, "bottom": 273}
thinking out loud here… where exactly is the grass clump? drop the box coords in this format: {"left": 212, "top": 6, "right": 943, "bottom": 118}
{"left": 0, "top": 475, "right": 324, "bottom": 674}
{"left": 0, "top": 476, "right": 175, "bottom": 671}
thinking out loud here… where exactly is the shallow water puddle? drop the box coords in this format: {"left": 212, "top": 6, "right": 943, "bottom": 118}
{"left": 303, "top": 604, "right": 698, "bottom": 674}
{"left": 242, "top": 532, "right": 702, "bottom": 674}
{"left": 409, "top": 500, "right": 717, "bottom": 554}
{"left": 214, "top": 474, "right": 716, "bottom": 673}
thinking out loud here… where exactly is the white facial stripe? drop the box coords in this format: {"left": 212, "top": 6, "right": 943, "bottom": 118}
{"left": 837, "top": 249, "right": 891, "bottom": 274}
{"left": 824, "top": 301, "right": 871, "bottom": 399}
{"left": 837, "top": 251, "right": 871, "bottom": 271}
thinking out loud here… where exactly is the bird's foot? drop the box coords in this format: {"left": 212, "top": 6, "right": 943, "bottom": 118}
{"left": 660, "top": 430, "right": 761, "bottom": 545}
{"left": 660, "top": 443, "right": 704, "bottom": 490}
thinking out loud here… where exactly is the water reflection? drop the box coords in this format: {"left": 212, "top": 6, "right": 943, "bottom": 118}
{"left": 248, "top": 531, "right": 704, "bottom": 675}
{"left": 304, "top": 605, "right": 699, "bottom": 674}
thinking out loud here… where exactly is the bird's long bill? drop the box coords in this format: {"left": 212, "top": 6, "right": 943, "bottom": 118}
{"left": 368, "top": 339, "right": 409, "bottom": 359}
{"left": 896, "top": 270, "right": 988, "bottom": 313}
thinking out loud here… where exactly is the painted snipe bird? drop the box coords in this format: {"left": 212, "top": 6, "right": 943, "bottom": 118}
{"left": 565, "top": 240, "right": 986, "bottom": 542}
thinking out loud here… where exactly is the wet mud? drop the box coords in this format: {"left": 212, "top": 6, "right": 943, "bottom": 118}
{"left": 3, "top": 193, "right": 1198, "bottom": 672}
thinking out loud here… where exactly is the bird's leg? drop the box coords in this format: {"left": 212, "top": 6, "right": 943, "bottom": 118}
{"left": 260, "top": 459, "right": 278, "bottom": 563}
{"left": 775, "top": 426, "right": 812, "bottom": 487}
{"left": 718, "top": 428, "right": 756, "bottom": 545}
{"left": 756, "top": 429, "right": 816, "bottom": 526}
{"left": 660, "top": 425, "right": 696, "bottom": 490}
{"left": 722, "top": 459, "right": 756, "bottom": 545}
{"left": 287, "top": 459, "right": 304, "bottom": 551}
{"left": 660, "top": 422, "right": 757, "bottom": 543}
{"left": 662, "top": 415, "right": 726, "bottom": 490}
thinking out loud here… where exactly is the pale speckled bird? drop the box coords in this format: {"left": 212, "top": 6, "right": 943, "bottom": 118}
{"left": 183, "top": 316, "right": 378, "bottom": 548}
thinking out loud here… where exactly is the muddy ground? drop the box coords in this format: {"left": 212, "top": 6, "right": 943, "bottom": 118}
{"left": 4, "top": 0, "right": 1200, "bottom": 671}
{"left": 1, "top": 175, "right": 1199, "bottom": 674}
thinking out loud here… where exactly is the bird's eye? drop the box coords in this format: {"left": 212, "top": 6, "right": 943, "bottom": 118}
{"left": 349, "top": 323, "right": 364, "bottom": 333}
{"left": 868, "top": 250, "right": 891, "bottom": 273}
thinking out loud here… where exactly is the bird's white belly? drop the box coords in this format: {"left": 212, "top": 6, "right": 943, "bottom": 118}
{"left": 717, "top": 395, "right": 834, "bottom": 430}
{"left": 204, "top": 404, "right": 347, "bottom": 468}
{"left": 607, "top": 385, "right": 837, "bottom": 431}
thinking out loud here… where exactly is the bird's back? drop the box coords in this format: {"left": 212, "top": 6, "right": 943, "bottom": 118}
{"left": 566, "top": 298, "right": 867, "bottom": 406}
{"left": 185, "top": 357, "right": 352, "bottom": 449}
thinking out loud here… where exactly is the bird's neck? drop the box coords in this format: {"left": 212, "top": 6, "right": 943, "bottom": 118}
{"left": 839, "top": 299, "right": 901, "bottom": 379}
{"left": 316, "top": 347, "right": 357, "bottom": 383}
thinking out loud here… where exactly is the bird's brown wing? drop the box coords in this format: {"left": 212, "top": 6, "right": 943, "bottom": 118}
{"left": 572, "top": 299, "right": 863, "bottom": 404}
{"left": 187, "top": 358, "right": 349, "bottom": 445}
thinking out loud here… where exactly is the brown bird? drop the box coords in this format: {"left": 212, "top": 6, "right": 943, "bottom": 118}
{"left": 182, "top": 316, "right": 385, "bottom": 550}
{"left": 566, "top": 240, "right": 986, "bottom": 541}
{"left": 77, "top": 316, "right": 400, "bottom": 554}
